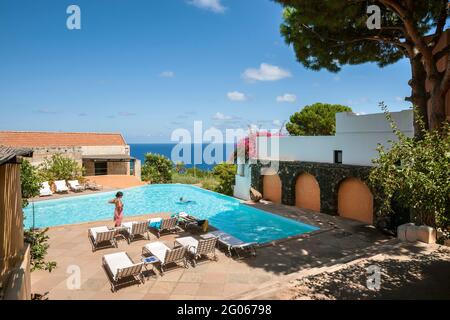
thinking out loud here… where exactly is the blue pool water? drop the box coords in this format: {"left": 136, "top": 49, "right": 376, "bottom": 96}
{"left": 24, "top": 184, "right": 318, "bottom": 243}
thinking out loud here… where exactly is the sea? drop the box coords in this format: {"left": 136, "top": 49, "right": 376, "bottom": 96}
{"left": 130, "top": 143, "right": 236, "bottom": 171}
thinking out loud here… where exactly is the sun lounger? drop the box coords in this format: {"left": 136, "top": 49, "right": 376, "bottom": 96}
{"left": 142, "top": 242, "right": 187, "bottom": 274}
{"left": 39, "top": 181, "right": 53, "bottom": 197}
{"left": 68, "top": 180, "right": 84, "bottom": 192}
{"left": 148, "top": 217, "right": 180, "bottom": 238}
{"left": 88, "top": 226, "right": 117, "bottom": 252}
{"left": 206, "top": 230, "right": 257, "bottom": 258}
{"left": 54, "top": 180, "right": 69, "bottom": 193}
{"left": 102, "top": 252, "right": 144, "bottom": 292}
{"left": 121, "top": 221, "right": 150, "bottom": 244}
{"left": 85, "top": 181, "right": 103, "bottom": 191}
{"left": 175, "top": 236, "right": 218, "bottom": 267}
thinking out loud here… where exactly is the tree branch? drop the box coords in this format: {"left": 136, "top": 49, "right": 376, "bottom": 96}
{"left": 379, "top": 0, "right": 439, "bottom": 77}
{"left": 431, "top": 0, "right": 449, "bottom": 47}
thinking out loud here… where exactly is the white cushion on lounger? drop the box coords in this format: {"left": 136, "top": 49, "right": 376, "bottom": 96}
{"left": 121, "top": 221, "right": 136, "bottom": 233}
{"left": 144, "top": 242, "right": 170, "bottom": 263}
{"left": 90, "top": 226, "right": 110, "bottom": 241}
{"left": 103, "top": 252, "right": 133, "bottom": 280}
{"left": 148, "top": 218, "right": 162, "bottom": 224}
{"left": 176, "top": 236, "right": 199, "bottom": 254}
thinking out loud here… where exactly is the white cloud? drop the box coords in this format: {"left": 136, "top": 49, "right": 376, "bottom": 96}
{"left": 227, "top": 91, "right": 247, "bottom": 101}
{"left": 273, "top": 120, "right": 282, "bottom": 126}
{"left": 242, "top": 63, "right": 291, "bottom": 82}
{"left": 188, "top": 0, "right": 226, "bottom": 13}
{"left": 333, "top": 76, "right": 341, "bottom": 81}
{"left": 213, "top": 112, "right": 232, "bottom": 120}
{"left": 160, "top": 71, "right": 175, "bottom": 78}
{"left": 395, "top": 96, "right": 404, "bottom": 102}
{"left": 276, "top": 93, "right": 297, "bottom": 103}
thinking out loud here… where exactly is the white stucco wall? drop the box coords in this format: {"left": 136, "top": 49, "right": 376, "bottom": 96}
{"left": 256, "top": 109, "right": 413, "bottom": 166}
{"left": 81, "top": 145, "right": 130, "bottom": 156}
{"left": 233, "top": 164, "right": 252, "bottom": 200}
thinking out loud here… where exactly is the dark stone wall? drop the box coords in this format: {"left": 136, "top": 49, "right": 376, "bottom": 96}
{"left": 250, "top": 160, "right": 375, "bottom": 218}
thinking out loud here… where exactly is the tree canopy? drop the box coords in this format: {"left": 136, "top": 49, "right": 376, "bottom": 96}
{"left": 141, "top": 153, "right": 173, "bottom": 183}
{"left": 286, "top": 103, "right": 353, "bottom": 136}
{"left": 275, "top": 0, "right": 450, "bottom": 131}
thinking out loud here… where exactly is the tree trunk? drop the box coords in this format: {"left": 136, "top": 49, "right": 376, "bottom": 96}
{"left": 429, "top": 83, "right": 447, "bottom": 130}
{"left": 409, "top": 54, "right": 429, "bottom": 134}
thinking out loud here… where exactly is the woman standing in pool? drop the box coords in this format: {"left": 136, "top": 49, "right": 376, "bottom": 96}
{"left": 109, "top": 191, "right": 124, "bottom": 227}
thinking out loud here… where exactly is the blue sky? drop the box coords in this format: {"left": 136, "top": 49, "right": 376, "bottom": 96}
{"left": 0, "top": 0, "right": 412, "bottom": 143}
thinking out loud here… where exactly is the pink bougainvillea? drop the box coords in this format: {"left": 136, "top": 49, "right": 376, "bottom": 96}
{"left": 234, "top": 130, "right": 283, "bottom": 162}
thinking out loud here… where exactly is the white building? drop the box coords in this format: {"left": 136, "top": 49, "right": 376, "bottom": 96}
{"left": 233, "top": 109, "right": 414, "bottom": 225}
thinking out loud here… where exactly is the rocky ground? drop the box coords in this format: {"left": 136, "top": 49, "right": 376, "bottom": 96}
{"left": 279, "top": 244, "right": 450, "bottom": 300}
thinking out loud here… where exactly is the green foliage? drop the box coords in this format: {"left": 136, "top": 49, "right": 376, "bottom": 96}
{"left": 20, "top": 159, "right": 41, "bottom": 208}
{"left": 286, "top": 103, "right": 352, "bottom": 136}
{"left": 185, "top": 167, "right": 210, "bottom": 178}
{"left": 24, "top": 228, "right": 57, "bottom": 272}
{"left": 172, "top": 172, "right": 203, "bottom": 185}
{"left": 174, "top": 161, "right": 186, "bottom": 174}
{"left": 142, "top": 153, "right": 173, "bottom": 183}
{"left": 199, "top": 176, "right": 219, "bottom": 191}
{"left": 172, "top": 167, "right": 219, "bottom": 191}
{"left": 276, "top": 1, "right": 439, "bottom": 72}
{"left": 211, "top": 163, "right": 236, "bottom": 196}
{"left": 38, "top": 154, "right": 84, "bottom": 182}
{"left": 369, "top": 103, "right": 450, "bottom": 232}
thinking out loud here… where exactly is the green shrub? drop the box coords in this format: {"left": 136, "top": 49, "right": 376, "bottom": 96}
{"left": 174, "top": 161, "right": 186, "bottom": 174}
{"left": 20, "top": 159, "right": 41, "bottom": 208}
{"left": 38, "top": 154, "right": 84, "bottom": 183}
{"left": 142, "top": 153, "right": 173, "bottom": 183}
{"left": 211, "top": 163, "right": 236, "bottom": 196}
{"left": 172, "top": 172, "right": 202, "bottom": 184}
{"left": 200, "top": 175, "right": 219, "bottom": 191}
{"left": 185, "top": 167, "right": 209, "bottom": 178}
{"left": 369, "top": 103, "right": 450, "bottom": 234}
{"left": 24, "top": 228, "right": 57, "bottom": 272}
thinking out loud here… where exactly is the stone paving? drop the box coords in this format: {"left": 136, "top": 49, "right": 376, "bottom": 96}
{"left": 31, "top": 202, "right": 393, "bottom": 300}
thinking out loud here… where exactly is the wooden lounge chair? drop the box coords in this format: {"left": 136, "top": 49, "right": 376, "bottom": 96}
{"left": 149, "top": 217, "right": 180, "bottom": 238}
{"left": 175, "top": 236, "right": 218, "bottom": 267}
{"left": 121, "top": 221, "right": 150, "bottom": 244}
{"left": 54, "top": 180, "right": 69, "bottom": 193}
{"left": 142, "top": 242, "right": 187, "bottom": 274}
{"left": 88, "top": 226, "right": 117, "bottom": 252}
{"left": 206, "top": 231, "right": 257, "bottom": 258}
{"left": 102, "top": 252, "right": 144, "bottom": 292}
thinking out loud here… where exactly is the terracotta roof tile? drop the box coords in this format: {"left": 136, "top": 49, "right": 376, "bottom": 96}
{"left": 0, "top": 131, "right": 127, "bottom": 148}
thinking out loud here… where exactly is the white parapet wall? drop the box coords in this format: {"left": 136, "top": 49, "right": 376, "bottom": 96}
{"left": 256, "top": 109, "right": 414, "bottom": 166}
{"left": 233, "top": 164, "right": 252, "bottom": 200}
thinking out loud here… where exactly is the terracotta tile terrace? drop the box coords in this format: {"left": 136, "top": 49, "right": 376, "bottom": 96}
{"left": 31, "top": 203, "right": 394, "bottom": 300}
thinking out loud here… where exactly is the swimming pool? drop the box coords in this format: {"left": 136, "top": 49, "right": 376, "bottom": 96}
{"left": 24, "top": 184, "right": 319, "bottom": 243}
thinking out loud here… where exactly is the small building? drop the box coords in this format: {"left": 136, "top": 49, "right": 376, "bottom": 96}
{"left": 234, "top": 109, "right": 414, "bottom": 226}
{"left": 0, "top": 146, "right": 33, "bottom": 300}
{"left": 0, "top": 131, "right": 141, "bottom": 179}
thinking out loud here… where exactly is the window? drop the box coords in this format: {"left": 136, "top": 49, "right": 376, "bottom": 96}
{"left": 334, "top": 150, "right": 343, "bottom": 164}
{"left": 94, "top": 161, "right": 108, "bottom": 176}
